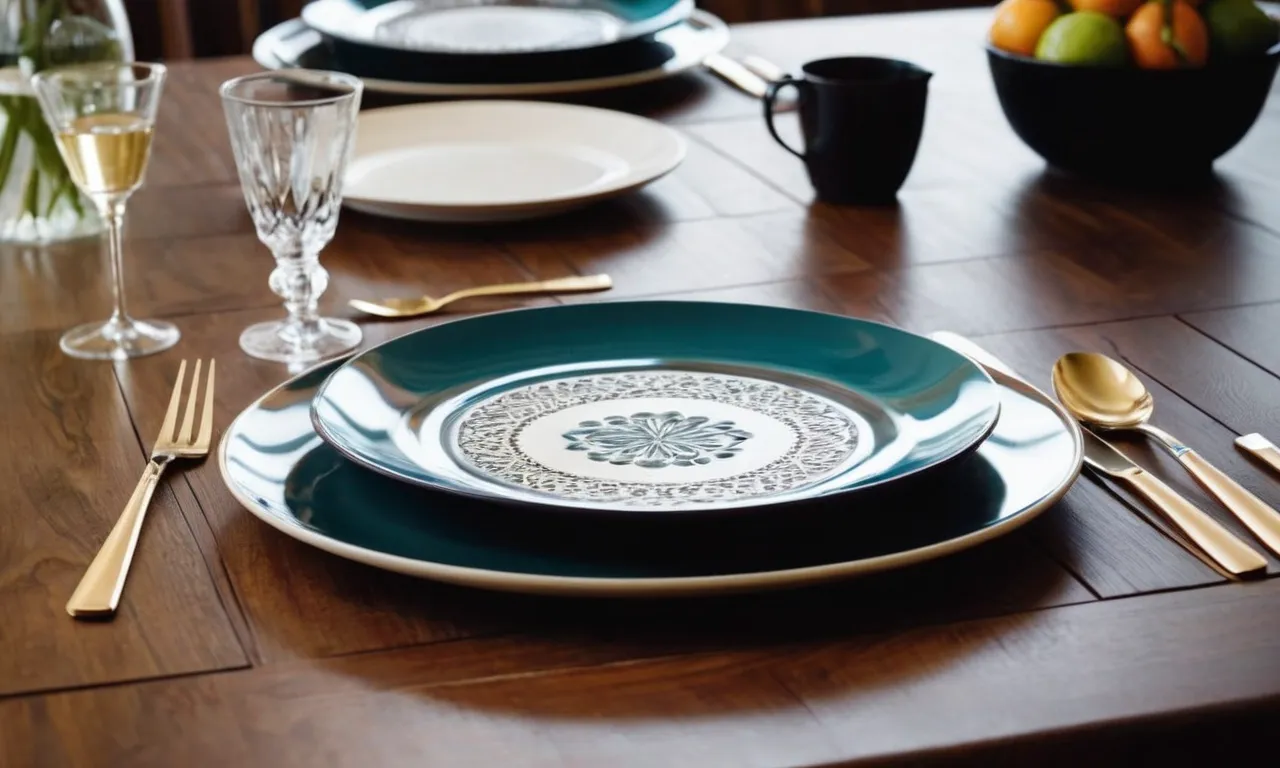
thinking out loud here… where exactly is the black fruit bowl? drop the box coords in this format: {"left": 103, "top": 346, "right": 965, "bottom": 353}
{"left": 987, "top": 43, "right": 1280, "bottom": 181}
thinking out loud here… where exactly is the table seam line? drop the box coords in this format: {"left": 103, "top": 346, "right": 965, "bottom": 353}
{"left": 1174, "top": 313, "right": 1280, "bottom": 387}
{"left": 684, "top": 128, "right": 814, "bottom": 206}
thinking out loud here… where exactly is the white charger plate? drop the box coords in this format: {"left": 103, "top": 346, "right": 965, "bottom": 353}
{"left": 343, "top": 100, "right": 686, "bottom": 223}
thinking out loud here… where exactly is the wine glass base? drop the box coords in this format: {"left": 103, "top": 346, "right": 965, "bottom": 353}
{"left": 60, "top": 318, "right": 181, "bottom": 361}
{"left": 240, "top": 317, "right": 362, "bottom": 366}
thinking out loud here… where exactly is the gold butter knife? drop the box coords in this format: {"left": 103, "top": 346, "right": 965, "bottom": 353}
{"left": 1077, "top": 429, "right": 1266, "bottom": 578}
{"left": 929, "top": 332, "right": 1268, "bottom": 579}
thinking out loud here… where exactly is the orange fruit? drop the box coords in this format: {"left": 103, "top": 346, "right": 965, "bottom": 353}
{"left": 1126, "top": 0, "right": 1210, "bottom": 68}
{"left": 991, "top": 0, "right": 1063, "bottom": 56}
{"left": 1068, "top": 0, "right": 1146, "bottom": 16}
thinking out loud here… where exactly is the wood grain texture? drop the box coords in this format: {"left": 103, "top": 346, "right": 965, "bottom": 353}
{"left": 977, "top": 320, "right": 1280, "bottom": 574}
{"left": 7, "top": 6, "right": 1280, "bottom": 763}
{"left": 956, "top": 329, "right": 1234, "bottom": 595}
{"left": 506, "top": 209, "right": 870, "bottom": 301}
{"left": 1077, "top": 315, "right": 1280, "bottom": 462}
{"left": 0, "top": 331, "right": 246, "bottom": 696}
{"left": 773, "top": 578, "right": 1280, "bottom": 764}
{"left": 1182, "top": 302, "right": 1280, "bottom": 381}
{"left": 109, "top": 305, "right": 1092, "bottom": 662}
{"left": 4, "top": 579, "right": 1278, "bottom": 767}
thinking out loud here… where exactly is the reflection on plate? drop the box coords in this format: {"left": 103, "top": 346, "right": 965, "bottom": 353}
{"left": 311, "top": 302, "right": 1003, "bottom": 514}
{"left": 219, "top": 356, "right": 1082, "bottom": 597}
{"left": 303, "top": 0, "right": 694, "bottom": 54}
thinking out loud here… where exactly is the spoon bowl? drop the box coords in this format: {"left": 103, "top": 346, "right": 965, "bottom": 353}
{"left": 1052, "top": 351, "right": 1280, "bottom": 558}
{"left": 1051, "top": 352, "right": 1154, "bottom": 430}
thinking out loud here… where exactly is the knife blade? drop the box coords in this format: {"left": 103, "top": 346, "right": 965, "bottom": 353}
{"left": 928, "top": 331, "right": 1268, "bottom": 579}
{"left": 1079, "top": 429, "right": 1267, "bottom": 577}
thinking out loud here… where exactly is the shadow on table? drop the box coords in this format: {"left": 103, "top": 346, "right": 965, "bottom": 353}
{"left": 356, "top": 71, "right": 717, "bottom": 120}
{"left": 339, "top": 190, "right": 674, "bottom": 241}
{"left": 246, "top": 441, "right": 1086, "bottom": 719}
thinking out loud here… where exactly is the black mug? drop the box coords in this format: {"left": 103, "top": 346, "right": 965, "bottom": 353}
{"left": 764, "top": 57, "right": 932, "bottom": 205}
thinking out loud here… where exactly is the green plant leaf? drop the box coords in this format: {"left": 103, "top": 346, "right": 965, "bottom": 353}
{"left": 0, "top": 104, "right": 23, "bottom": 196}
{"left": 22, "top": 161, "right": 41, "bottom": 218}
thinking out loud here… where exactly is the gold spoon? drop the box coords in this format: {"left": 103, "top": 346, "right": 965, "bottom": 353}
{"left": 1052, "top": 351, "right": 1280, "bottom": 556}
{"left": 349, "top": 274, "right": 613, "bottom": 318}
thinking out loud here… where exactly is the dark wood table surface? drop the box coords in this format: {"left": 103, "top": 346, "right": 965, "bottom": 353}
{"left": 6, "top": 7, "right": 1280, "bottom": 766}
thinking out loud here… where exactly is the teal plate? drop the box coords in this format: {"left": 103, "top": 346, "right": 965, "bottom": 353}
{"left": 221, "top": 358, "right": 1081, "bottom": 597}
{"left": 312, "top": 302, "right": 1002, "bottom": 515}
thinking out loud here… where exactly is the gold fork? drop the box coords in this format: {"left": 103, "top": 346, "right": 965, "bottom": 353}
{"left": 67, "top": 359, "right": 216, "bottom": 619}
{"left": 348, "top": 274, "right": 613, "bottom": 319}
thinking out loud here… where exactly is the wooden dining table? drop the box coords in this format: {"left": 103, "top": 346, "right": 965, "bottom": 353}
{"left": 5, "top": 6, "right": 1280, "bottom": 765}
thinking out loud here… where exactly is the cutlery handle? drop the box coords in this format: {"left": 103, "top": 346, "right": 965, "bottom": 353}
{"left": 705, "top": 53, "right": 769, "bottom": 98}
{"left": 66, "top": 458, "right": 167, "bottom": 618}
{"left": 1236, "top": 433, "right": 1280, "bottom": 476}
{"left": 1177, "top": 450, "right": 1280, "bottom": 555}
{"left": 451, "top": 274, "right": 612, "bottom": 302}
{"left": 741, "top": 55, "right": 787, "bottom": 82}
{"left": 1120, "top": 468, "right": 1268, "bottom": 578}
{"left": 534, "top": 274, "right": 613, "bottom": 293}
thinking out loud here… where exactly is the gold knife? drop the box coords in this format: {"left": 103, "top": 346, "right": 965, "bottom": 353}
{"left": 928, "top": 332, "right": 1268, "bottom": 579}
{"left": 1078, "top": 429, "right": 1266, "bottom": 577}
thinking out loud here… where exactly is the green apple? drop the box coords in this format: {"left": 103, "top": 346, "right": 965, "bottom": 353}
{"left": 1035, "top": 11, "right": 1128, "bottom": 66}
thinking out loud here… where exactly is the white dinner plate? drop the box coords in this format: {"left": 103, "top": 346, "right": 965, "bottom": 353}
{"left": 343, "top": 101, "right": 686, "bottom": 223}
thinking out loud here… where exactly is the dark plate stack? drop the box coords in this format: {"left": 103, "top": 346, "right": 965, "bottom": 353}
{"left": 253, "top": 0, "right": 730, "bottom": 96}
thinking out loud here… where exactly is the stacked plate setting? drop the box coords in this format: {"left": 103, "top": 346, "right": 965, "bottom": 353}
{"left": 255, "top": 1, "right": 713, "bottom": 222}
{"left": 219, "top": 301, "right": 1085, "bottom": 597}
{"left": 254, "top": 0, "right": 729, "bottom": 97}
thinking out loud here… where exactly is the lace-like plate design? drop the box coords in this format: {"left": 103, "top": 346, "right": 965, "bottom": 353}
{"left": 453, "top": 370, "right": 861, "bottom": 507}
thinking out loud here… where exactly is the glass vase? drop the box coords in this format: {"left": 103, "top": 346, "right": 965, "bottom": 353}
{"left": 0, "top": 0, "right": 134, "bottom": 244}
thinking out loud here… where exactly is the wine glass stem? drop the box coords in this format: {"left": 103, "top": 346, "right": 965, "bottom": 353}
{"left": 100, "top": 199, "right": 131, "bottom": 327}
{"left": 270, "top": 251, "right": 329, "bottom": 345}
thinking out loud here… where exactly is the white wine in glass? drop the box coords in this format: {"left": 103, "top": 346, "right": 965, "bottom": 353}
{"left": 55, "top": 114, "right": 155, "bottom": 197}
{"left": 32, "top": 62, "right": 178, "bottom": 361}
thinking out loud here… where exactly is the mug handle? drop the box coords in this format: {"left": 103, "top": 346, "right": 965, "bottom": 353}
{"left": 763, "top": 76, "right": 805, "bottom": 159}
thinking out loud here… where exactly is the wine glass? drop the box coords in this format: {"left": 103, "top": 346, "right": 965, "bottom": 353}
{"left": 30, "top": 61, "right": 178, "bottom": 360}
{"left": 220, "top": 70, "right": 363, "bottom": 367}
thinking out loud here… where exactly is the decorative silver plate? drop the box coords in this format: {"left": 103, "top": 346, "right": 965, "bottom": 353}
{"left": 310, "top": 302, "right": 1004, "bottom": 516}
{"left": 447, "top": 369, "right": 873, "bottom": 508}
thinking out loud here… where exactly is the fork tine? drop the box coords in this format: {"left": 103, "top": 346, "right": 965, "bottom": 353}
{"left": 196, "top": 359, "right": 215, "bottom": 449}
{"left": 156, "top": 360, "right": 187, "bottom": 446}
{"left": 178, "top": 359, "right": 203, "bottom": 445}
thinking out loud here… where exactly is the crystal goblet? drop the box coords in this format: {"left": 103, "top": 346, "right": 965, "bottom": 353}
{"left": 220, "top": 70, "right": 363, "bottom": 366}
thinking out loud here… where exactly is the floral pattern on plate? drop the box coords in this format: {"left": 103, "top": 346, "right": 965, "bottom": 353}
{"left": 562, "top": 411, "right": 753, "bottom": 468}
{"left": 452, "top": 370, "right": 861, "bottom": 507}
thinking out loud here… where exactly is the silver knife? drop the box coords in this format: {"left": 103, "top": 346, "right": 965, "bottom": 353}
{"left": 929, "top": 332, "right": 1268, "bottom": 578}
{"left": 704, "top": 52, "right": 770, "bottom": 98}
{"left": 704, "top": 53, "right": 796, "bottom": 111}
{"left": 740, "top": 55, "right": 787, "bottom": 82}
